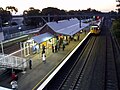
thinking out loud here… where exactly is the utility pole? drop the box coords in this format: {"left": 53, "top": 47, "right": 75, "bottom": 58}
{"left": 48, "top": 14, "right": 50, "bottom": 22}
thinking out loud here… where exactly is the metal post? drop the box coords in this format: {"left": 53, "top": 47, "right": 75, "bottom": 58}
{"left": 20, "top": 42, "right": 26, "bottom": 74}
{"left": 1, "top": 41, "right": 4, "bottom": 55}
{"left": 23, "top": 42, "right": 26, "bottom": 57}
{"left": 1, "top": 41, "right": 5, "bottom": 70}
{"left": 39, "top": 44, "right": 40, "bottom": 59}
{"left": 12, "top": 62, "right": 13, "bottom": 73}
{"left": 20, "top": 42, "right": 23, "bottom": 58}
{"left": 48, "top": 14, "right": 50, "bottom": 22}
{"left": 79, "top": 19, "right": 81, "bottom": 28}
{"left": 0, "top": 17, "right": 5, "bottom": 69}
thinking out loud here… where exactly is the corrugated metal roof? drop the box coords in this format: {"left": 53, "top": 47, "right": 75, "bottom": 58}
{"left": 46, "top": 18, "right": 89, "bottom": 36}
{"left": 47, "top": 18, "right": 79, "bottom": 31}
{"left": 32, "top": 33, "right": 54, "bottom": 44}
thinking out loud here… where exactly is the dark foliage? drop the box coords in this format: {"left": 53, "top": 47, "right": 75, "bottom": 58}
{"left": 0, "top": 8, "right": 12, "bottom": 24}
{"left": 23, "top": 7, "right": 41, "bottom": 26}
{"left": 23, "top": 7, "right": 104, "bottom": 26}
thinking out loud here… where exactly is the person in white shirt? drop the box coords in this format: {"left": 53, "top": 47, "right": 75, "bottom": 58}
{"left": 10, "top": 80, "right": 18, "bottom": 90}
{"left": 42, "top": 53, "right": 46, "bottom": 64}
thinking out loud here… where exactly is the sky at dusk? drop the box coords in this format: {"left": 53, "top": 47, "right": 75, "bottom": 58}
{"left": 0, "top": 0, "right": 117, "bottom": 15}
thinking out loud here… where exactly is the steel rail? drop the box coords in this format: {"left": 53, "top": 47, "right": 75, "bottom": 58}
{"left": 43, "top": 36, "right": 97, "bottom": 90}
{"left": 105, "top": 20, "right": 119, "bottom": 90}
{"left": 58, "top": 37, "right": 96, "bottom": 90}
{"left": 71, "top": 36, "right": 97, "bottom": 90}
{"left": 42, "top": 36, "right": 92, "bottom": 90}
{"left": 110, "top": 29, "right": 120, "bottom": 89}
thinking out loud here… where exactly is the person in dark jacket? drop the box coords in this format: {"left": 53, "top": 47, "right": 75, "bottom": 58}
{"left": 52, "top": 44, "right": 54, "bottom": 53}
{"left": 55, "top": 45, "right": 57, "bottom": 52}
{"left": 29, "top": 59, "right": 32, "bottom": 69}
{"left": 62, "top": 43, "right": 65, "bottom": 51}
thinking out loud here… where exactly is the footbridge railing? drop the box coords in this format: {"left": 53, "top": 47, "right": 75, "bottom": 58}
{"left": 0, "top": 54, "right": 27, "bottom": 70}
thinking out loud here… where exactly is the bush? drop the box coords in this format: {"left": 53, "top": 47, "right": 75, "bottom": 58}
{"left": 112, "top": 20, "right": 120, "bottom": 29}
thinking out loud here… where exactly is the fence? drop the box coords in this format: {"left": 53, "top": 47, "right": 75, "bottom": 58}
{"left": 0, "top": 54, "right": 27, "bottom": 70}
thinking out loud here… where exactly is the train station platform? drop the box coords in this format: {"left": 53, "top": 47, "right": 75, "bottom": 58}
{"left": 0, "top": 31, "right": 89, "bottom": 90}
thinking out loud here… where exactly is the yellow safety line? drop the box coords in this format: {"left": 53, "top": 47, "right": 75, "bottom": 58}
{"left": 32, "top": 32, "right": 90, "bottom": 90}
{"left": 32, "top": 41, "right": 79, "bottom": 90}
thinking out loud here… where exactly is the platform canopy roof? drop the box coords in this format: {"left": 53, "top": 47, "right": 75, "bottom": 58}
{"left": 46, "top": 18, "right": 90, "bottom": 36}
{"left": 32, "top": 32, "right": 54, "bottom": 44}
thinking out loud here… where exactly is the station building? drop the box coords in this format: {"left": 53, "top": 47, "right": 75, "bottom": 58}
{"left": 0, "top": 18, "right": 90, "bottom": 70}
{"left": 23, "top": 18, "right": 90, "bottom": 57}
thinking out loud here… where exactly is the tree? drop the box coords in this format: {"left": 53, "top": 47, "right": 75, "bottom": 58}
{"left": 112, "top": 19, "right": 120, "bottom": 38}
{"left": 42, "top": 7, "right": 61, "bottom": 15}
{"left": 116, "top": 0, "right": 120, "bottom": 13}
{"left": 6, "top": 6, "right": 18, "bottom": 14}
{"left": 0, "top": 7, "right": 4, "bottom": 11}
{"left": 42, "top": 7, "right": 67, "bottom": 21}
{"left": 23, "top": 7, "right": 41, "bottom": 26}
{"left": 28, "top": 7, "right": 35, "bottom": 11}
{"left": 0, "top": 7, "right": 12, "bottom": 26}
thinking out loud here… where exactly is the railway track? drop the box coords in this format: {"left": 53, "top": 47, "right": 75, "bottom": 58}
{"left": 42, "top": 18, "right": 120, "bottom": 90}
{"left": 58, "top": 37, "right": 97, "bottom": 90}
{"left": 0, "top": 43, "right": 20, "bottom": 54}
{"left": 104, "top": 20, "right": 119, "bottom": 90}
{"left": 79, "top": 18, "right": 119, "bottom": 90}
{"left": 43, "top": 36, "right": 97, "bottom": 90}
{"left": 111, "top": 31, "right": 120, "bottom": 89}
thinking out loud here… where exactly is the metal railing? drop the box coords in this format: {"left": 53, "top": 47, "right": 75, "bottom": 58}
{"left": 4, "top": 27, "right": 40, "bottom": 40}
{"left": 0, "top": 54, "right": 27, "bottom": 70}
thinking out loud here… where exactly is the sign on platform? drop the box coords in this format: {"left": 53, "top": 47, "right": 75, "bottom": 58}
{"left": 0, "top": 32, "right": 4, "bottom": 41}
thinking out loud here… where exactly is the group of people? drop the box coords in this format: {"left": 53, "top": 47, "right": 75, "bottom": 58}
{"left": 29, "top": 44, "right": 46, "bottom": 68}
{"left": 10, "top": 43, "right": 65, "bottom": 89}
{"left": 10, "top": 42, "right": 66, "bottom": 89}
{"left": 29, "top": 42, "right": 66, "bottom": 67}
{"left": 52, "top": 43, "right": 65, "bottom": 53}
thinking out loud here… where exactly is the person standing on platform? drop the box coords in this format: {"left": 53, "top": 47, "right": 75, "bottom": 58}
{"left": 29, "top": 59, "right": 32, "bottom": 69}
{"left": 42, "top": 53, "right": 46, "bottom": 64}
{"left": 11, "top": 80, "right": 18, "bottom": 90}
{"left": 77, "top": 35, "right": 80, "bottom": 41}
{"left": 57, "top": 40, "right": 60, "bottom": 51}
{"left": 52, "top": 44, "right": 54, "bottom": 53}
{"left": 55, "top": 45, "right": 57, "bottom": 52}
{"left": 57, "top": 43, "right": 60, "bottom": 51}
{"left": 42, "top": 44, "right": 45, "bottom": 53}
{"left": 85, "top": 30, "right": 86, "bottom": 34}
{"left": 11, "top": 72, "right": 18, "bottom": 81}
{"left": 42, "top": 50, "right": 45, "bottom": 54}
{"left": 62, "top": 43, "right": 65, "bottom": 51}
